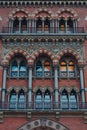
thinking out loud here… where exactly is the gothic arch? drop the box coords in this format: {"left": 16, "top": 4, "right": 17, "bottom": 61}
{"left": 56, "top": 48, "right": 82, "bottom": 64}
{"left": 59, "top": 86, "right": 79, "bottom": 93}
{"left": 32, "top": 49, "right": 54, "bottom": 63}
{"left": 7, "top": 86, "right": 27, "bottom": 93}
{"left": 57, "top": 8, "right": 78, "bottom": 20}
{"left": 9, "top": 9, "right": 29, "bottom": 20}
{"left": 3, "top": 49, "right": 30, "bottom": 65}
{"left": 17, "top": 119, "right": 69, "bottom": 130}
{"left": 34, "top": 8, "right": 53, "bottom": 20}
{"left": 33, "top": 86, "right": 53, "bottom": 93}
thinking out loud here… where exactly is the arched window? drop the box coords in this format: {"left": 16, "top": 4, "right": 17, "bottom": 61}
{"left": 44, "top": 61, "right": 51, "bottom": 77}
{"left": 61, "top": 89, "right": 68, "bottom": 109}
{"left": 13, "top": 18, "right": 19, "bottom": 33}
{"left": 19, "top": 60, "right": 27, "bottom": 77}
{"left": 36, "top": 61, "right": 43, "bottom": 77}
{"left": 35, "top": 89, "right": 42, "bottom": 109}
{"left": 44, "top": 18, "right": 50, "bottom": 32}
{"left": 10, "top": 55, "right": 27, "bottom": 78}
{"left": 11, "top": 60, "right": 18, "bottom": 77}
{"left": 67, "top": 18, "right": 73, "bottom": 33}
{"left": 69, "top": 89, "right": 77, "bottom": 109}
{"left": 44, "top": 89, "right": 51, "bottom": 109}
{"left": 9, "top": 89, "right": 17, "bottom": 109}
{"left": 35, "top": 55, "right": 52, "bottom": 78}
{"left": 59, "top": 18, "right": 65, "bottom": 33}
{"left": 21, "top": 18, "right": 27, "bottom": 33}
{"left": 18, "top": 89, "right": 26, "bottom": 109}
{"left": 36, "top": 18, "right": 42, "bottom": 32}
{"left": 59, "top": 55, "right": 78, "bottom": 78}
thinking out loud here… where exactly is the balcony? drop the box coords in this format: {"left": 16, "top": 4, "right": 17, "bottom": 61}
{"left": 0, "top": 27, "right": 85, "bottom": 35}
{"left": 0, "top": 102, "right": 87, "bottom": 111}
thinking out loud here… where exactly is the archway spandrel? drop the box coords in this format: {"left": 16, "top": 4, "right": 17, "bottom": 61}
{"left": 17, "top": 119, "right": 69, "bottom": 130}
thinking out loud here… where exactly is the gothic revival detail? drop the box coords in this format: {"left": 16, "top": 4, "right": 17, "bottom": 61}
{"left": 17, "top": 119, "right": 69, "bottom": 130}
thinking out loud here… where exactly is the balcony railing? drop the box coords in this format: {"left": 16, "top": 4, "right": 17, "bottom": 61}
{"left": 0, "top": 102, "right": 87, "bottom": 111}
{"left": 1, "top": 27, "right": 85, "bottom": 34}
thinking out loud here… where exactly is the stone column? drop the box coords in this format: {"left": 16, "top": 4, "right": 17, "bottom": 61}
{"left": 27, "top": 19, "right": 29, "bottom": 33}
{"left": 79, "top": 67, "right": 85, "bottom": 103}
{"left": 32, "top": 19, "right": 35, "bottom": 33}
{"left": 55, "top": 19, "right": 58, "bottom": 33}
{"left": 19, "top": 20, "right": 21, "bottom": 33}
{"left": 50, "top": 19, "right": 52, "bottom": 33}
{"left": 65, "top": 20, "right": 67, "bottom": 33}
{"left": 73, "top": 20, "right": 75, "bottom": 33}
{"left": 75, "top": 20, "right": 78, "bottom": 33}
{"left": 42, "top": 20, "right": 44, "bottom": 33}
{"left": 2, "top": 67, "right": 7, "bottom": 104}
{"left": 54, "top": 66, "right": 59, "bottom": 108}
{"left": 9, "top": 19, "right": 11, "bottom": 33}
{"left": 28, "top": 66, "right": 33, "bottom": 108}
{"left": 57, "top": 19, "right": 59, "bottom": 33}
{"left": 34, "top": 19, "right": 36, "bottom": 33}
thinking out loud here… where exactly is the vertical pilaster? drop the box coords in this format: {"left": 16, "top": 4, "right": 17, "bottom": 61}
{"left": 2, "top": 67, "right": 7, "bottom": 104}
{"left": 19, "top": 20, "right": 21, "bottom": 32}
{"left": 54, "top": 66, "right": 59, "bottom": 108}
{"left": 57, "top": 19, "right": 59, "bottom": 33}
{"left": 42, "top": 20, "right": 44, "bottom": 33}
{"left": 65, "top": 20, "right": 67, "bottom": 33}
{"left": 28, "top": 66, "right": 32, "bottom": 108}
{"left": 79, "top": 67, "right": 85, "bottom": 103}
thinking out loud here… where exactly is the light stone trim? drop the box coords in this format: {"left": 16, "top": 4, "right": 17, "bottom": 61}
{"left": 17, "top": 119, "right": 69, "bottom": 130}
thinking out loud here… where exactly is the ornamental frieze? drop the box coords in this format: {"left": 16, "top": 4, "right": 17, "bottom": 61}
{"left": 2, "top": 39, "right": 83, "bottom": 63}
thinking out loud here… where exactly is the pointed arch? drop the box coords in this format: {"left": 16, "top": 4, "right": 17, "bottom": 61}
{"left": 3, "top": 49, "right": 30, "bottom": 65}
{"left": 9, "top": 8, "right": 29, "bottom": 20}
{"left": 57, "top": 8, "right": 78, "bottom": 20}
{"left": 34, "top": 8, "right": 53, "bottom": 20}
{"left": 32, "top": 49, "right": 54, "bottom": 63}
{"left": 57, "top": 48, "right": 82, "bottom": 64}
{"left": 17, "top": 119, "right": 69, "bottom": 130}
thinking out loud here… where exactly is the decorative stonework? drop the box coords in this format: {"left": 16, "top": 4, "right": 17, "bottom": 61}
{"left": 17, "top": 119, "right": 69, "bottom": 130}
{"left": 59, "top": 86, "right": 79, "bottom": 93}
{"left": 33, "top": 86, "right": 53, "bottom": 93}
{"left": 84, "top": 112, "right": 87, "bottom": 123}
{"left": 7, "top": 86, "right": 27, "bottom": 93}
{"left": 27, "top": 112, "right": 32, "bottom": 119}
{"left": 0, "top": 111, "right": 3, "bottom": 123}
{"left": 2, "top": 37, "right": 84, "bottom": 66}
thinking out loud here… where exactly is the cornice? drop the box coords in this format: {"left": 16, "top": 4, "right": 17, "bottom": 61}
{"left": 0, "top": 1, "right": 87, "bottom": 7}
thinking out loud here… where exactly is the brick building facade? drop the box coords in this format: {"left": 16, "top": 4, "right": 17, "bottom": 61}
{"left": 0, "top": 0, "right": 87, "bottom": 130}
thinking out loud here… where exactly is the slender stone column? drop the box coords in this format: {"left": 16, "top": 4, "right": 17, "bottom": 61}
{"left": 50, "top": 19, "right": 53, "bottom": 33}
{"left": 2, "top": 67, "right": 7, "bottom": 104}
{"left": 75, "top": 20, "right": 78, "bottom": 32}
{"left": 19, "top": 20, "right": 21, "bottom": 32}
{"left": 65, "top": 20, "right": 67, "bottom": 33}
{"left": 42, "top": 20, "right": 44, "bottom": 33}
{"left": 27, "top": 19, "right": 29, "bottom": 33}
{"left": 28, "top": 66, "right": 33, "bottom": 108}
{"left": 57, "top": 20, "right": 59, "bottom": 33}
{"left": 9, "top": 19, "right": 11, "bottom": 33}
{"left": 32, "top": 19, "right": 34, "bottom": 33}
{"left": 54, "top": 66, "right": 59, "bottom": 108}
{"left": 79, "top": 67, "right": 85, "bottom": 103}
{"left": 73, "top": 20, "right": 76, "bottom": 33}
{"left": 52, "top": 19, "right": 54, "bottom": 33}
{"left": 34, "top": 19, "right": 36, "bottom": 33}
{"left": 55, "top": 19, "right": 58, "bottom": 33}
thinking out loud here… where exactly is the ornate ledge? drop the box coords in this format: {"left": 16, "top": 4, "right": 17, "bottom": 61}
{"left": 0, "top": 1, "right": 87, "bottom": 7}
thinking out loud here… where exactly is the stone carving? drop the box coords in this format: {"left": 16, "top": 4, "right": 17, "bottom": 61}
{"left": 34, "top": 121, "right": 39, "bottom": 126}
{"left": 56, "top": 124, "right": 60, "bottom": 129}
{"left": 40, "top": 118, "right": 47, "bottom": 128}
